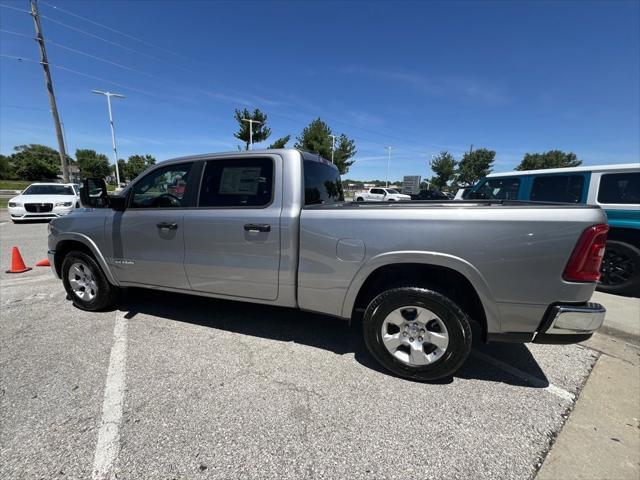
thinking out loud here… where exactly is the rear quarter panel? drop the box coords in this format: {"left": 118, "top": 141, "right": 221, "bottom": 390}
{"left": 298, "top": 204, "right": 606, "bottom": 334}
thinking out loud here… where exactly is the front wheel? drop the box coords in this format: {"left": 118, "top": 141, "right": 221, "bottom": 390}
{"left": 62, "top": 251, "right": 118, "bottom": 311}
{"left": 363, "top": 287, "right": 472, "bottom": 381}
{"left": 356, "top": 197, "right": 364, "bottom": 202}
{"left": 598, "top": 240, "right": 640, "bottom": 297}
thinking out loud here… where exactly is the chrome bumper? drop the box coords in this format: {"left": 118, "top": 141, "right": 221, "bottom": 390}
{"left": 534, "top": 302, "right": 606, "bottom": 344}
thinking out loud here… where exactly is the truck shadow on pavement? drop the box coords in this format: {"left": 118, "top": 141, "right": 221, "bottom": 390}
{"left": 117, "top": 288, "right": 552, "bottom": 388}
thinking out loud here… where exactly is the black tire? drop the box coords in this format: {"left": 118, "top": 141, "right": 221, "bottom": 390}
{"left": 363, "top": 287, "right": 472, "bottom": 381}
{"left": 356, "top": 197, "right": 364, "bottom": 202}
{"left": 61, "top": 251, "right": 118, "bottom": 311}
{"left": 598, "top": 240, "right": 640, "bottom": 297}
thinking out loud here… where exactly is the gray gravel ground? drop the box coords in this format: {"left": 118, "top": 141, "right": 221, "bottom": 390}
{"left": 0, "top": 212, "right": 599, "bottom": 480}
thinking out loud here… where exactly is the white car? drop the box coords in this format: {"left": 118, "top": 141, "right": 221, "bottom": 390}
{"left": 8, "top": 182, "right": 81, "bottom": 223}
{"left": 354, "top": 187, "right": 411, "bottom": 202}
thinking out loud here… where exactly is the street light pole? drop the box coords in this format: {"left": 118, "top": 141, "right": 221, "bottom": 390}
{"left": 92, "top": 90, "right": 125, "bottom": 186}
{"left": 385, "top": 146, "right": 393, "bottom": 187}
{"left": 329, "top": 134, "right": 337, "bottom": 163}
{"left": 242, "top": 118, "right": 262, "bottom": 150}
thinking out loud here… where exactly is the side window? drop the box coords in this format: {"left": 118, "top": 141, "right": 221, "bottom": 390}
{"left": 372, "top": 188, "right": 383, "bottom": 195}
{"left": 472, "top": 177, "right": 520, "bottom": 200}
{"left": 303, "top": 160, "right": 344, "bottom": 205}
{"left": 531, "top": 175, "right": 584, "bottom": 203}
{"left": 598, "top": 172, "right": 640, "bottom": 204}
{"left": 198, "top": 157, "right": 273, "bottom": 207}
{"left": 131, "top": 163, "right": 193, "bottom": 209}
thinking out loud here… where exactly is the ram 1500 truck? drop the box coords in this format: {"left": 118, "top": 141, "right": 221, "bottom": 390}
{"left": 48, "top": 149, "right": 608, "bottom": 381}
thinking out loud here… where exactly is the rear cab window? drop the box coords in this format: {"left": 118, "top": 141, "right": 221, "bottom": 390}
{"left": 530, "top": 174, "right": 584, "bottom": 203}
{"left": 597, "top": 172, "right": 640, "bottom": 204}
{"left": 304, "top": 160, "right": 344, "bottom": 205}
{"left": 471, "top": 177, "right": 521, "bottom": 200}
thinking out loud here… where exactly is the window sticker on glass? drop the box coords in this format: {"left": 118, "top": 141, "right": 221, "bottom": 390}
{"left": 219, "top": 167, "right": 263, "bottom": 195}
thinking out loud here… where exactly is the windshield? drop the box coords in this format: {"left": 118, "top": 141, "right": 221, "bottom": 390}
{"left": 22, "top": 185, "right": 75, "bottom": 196}
{"left": 387, "top": 189, "right": 400, "bottom": 194}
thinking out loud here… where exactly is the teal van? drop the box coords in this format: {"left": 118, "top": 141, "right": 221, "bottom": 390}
{"left": 469, "top": 164, "right": 639, "bottom": 296}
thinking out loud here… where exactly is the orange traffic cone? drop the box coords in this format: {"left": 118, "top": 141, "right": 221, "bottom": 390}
{"left": 6, "top": 246, "right": 32, "bottom": 274}
{"left": 35, "top": 258, "right": 50, "bottom": 267}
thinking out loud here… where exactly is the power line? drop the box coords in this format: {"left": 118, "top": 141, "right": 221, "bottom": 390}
{"left": 39, "top": 0, "right": 187, "bottom": 60}
{"left": 0, "top": 3, "right": 29, "bottom": 14}
{"left": 0, "top": 55, "right": 159, "bottom": 97}
{"left": 38, "top": 13, "right": 169, "bottom": 64}
{"left": 0, "top": 103, "right": 50, "bottom": 111}
{"left": 0, "top": 29, "right": 33, "bottom": 39}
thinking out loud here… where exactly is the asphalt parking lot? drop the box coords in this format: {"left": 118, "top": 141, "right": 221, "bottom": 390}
{"left": 0, "top": 211, "right": 602, "bottom": 480}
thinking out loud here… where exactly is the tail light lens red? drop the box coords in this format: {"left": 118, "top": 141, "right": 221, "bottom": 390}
{"left": 563, "top": 224, "right": 609, "bottom": 282}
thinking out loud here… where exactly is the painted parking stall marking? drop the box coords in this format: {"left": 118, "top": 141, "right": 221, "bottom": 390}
{"left": 92, "top": 310, "right": 129, "bottom": 480}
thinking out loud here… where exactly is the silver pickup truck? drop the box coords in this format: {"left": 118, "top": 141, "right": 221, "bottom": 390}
{"left": 48, "top": 149, "right": 608, "bottom": 381}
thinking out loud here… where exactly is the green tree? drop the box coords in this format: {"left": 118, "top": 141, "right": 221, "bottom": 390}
{"left": 234, "top": 108, "right": 271, "bottom": 150}
{"left": 114, "top": 159, "right": 127, "bottom": 180}
{"left": 294, "top": 118, "right": 357, "bottom": 174}
{"left": 268, "top": 135, "right": 291, "bottom": 149}
{"left": 0, "top": 154, "right": 16, "bottom": 179}
{"left": 125, "top": 154, "right": 156, "bottom": 181}
{"left": 457, "top": 148, "right": 495, "bottom": 185}
{"left": 11, "top": 144, "right": 61, "bottom": 180}
{"left": 430, "top": 151, "right": 457, "bottom": 190}
{"left": 516, "top": 150, "right": 581, "bottom": 171}
{"left": 75, "top": 149, "right": 111, "bottom": 179}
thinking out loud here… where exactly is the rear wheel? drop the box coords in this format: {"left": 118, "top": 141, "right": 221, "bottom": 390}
{"left": 598, "top": 240, "right": 640, "bottom": 296}
{"left": 363, "top": 287, "right": 472, "bottom": 381}
{"left": 61, "top": 251, "right": 118, "bottom": 311}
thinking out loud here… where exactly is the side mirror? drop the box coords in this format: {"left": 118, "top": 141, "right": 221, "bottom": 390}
{"left": 15, "top": 190, "right": 21, "bottom": 194}
{"left": 80, "top": 178, "right": 109, "bottom": 208}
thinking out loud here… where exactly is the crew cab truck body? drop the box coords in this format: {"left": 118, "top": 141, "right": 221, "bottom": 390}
{"left": 48, "top": 149, "right": 607, "bottom": 381}
{"left": 355, "top": 187, "right": 411, "bottom": 202}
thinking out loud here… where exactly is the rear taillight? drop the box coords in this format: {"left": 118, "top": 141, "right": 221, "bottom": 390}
{"left": 563, "top": 224, "right": 609, "bottom": 282}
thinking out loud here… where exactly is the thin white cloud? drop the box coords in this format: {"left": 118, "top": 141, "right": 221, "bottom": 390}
{"left": 341, "top": 66, "right": 508, "bottom": 105}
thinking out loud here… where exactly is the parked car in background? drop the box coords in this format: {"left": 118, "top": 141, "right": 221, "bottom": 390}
{"left": 355, "top": 187, "right": 411, "bottom": 202}
{"left": 410, "top": 189, "right": 450, "bottom": 200}
{"left": 8, "top": 183, "right": 81, "bottom": 223}
{"left": 48, "top": 149, "right": 608, "bottom": 381}
{"left": 453, "top": 186, "right": 474, "bottom": 200}
{"left": 469, "top": 163, "right": 640, "bottom": 296}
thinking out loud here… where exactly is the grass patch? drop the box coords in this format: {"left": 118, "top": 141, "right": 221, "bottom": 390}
{"left": 0, "top": 198, "right": 8, "bottom": 208}
{"left": 0, "top": 180, "right": 31, "bottom": 191}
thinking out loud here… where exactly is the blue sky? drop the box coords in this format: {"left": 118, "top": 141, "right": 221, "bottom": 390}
{"left": 1, "top": 0, "right": 638, "bottom": 181}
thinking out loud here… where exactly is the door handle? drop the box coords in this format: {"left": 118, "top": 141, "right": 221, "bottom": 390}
{"left": 157, "top": 222, "right": 178, "bottom": 230}
{"left": 244, "top": 223, "right": 271, "bottom": 233}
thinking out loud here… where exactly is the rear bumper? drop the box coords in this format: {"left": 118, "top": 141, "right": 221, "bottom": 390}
{"left": 488, "top": 302, "right": 606, "bottom": 345}
{"left": 533, "top": 302, "right": 606, "bottom": 344}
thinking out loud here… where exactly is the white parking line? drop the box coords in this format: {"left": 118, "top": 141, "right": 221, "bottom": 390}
{"left": 0, "top": 275, "right": 56, "bottom": 287}
{"left": 471, "top": 350, "right": 576, "bottom": 402}
{"left": 92, "top": 310, "right": 128, "bottom": 480}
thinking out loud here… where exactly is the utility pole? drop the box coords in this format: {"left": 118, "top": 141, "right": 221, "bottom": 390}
{"left": 92, "top": 90, "right": 125, "bottom": 186}
{"left": 242, "top": 118, "right": 262, "bottom": 150}
{"left": 385, "top": 146, "right": 393, "bottom": 188}
{"left": 30, "top": 0, "right": 69, "bottom": 182}
{"left": 329, "top": 134, "right": 337, "bottom": 163}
